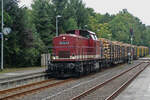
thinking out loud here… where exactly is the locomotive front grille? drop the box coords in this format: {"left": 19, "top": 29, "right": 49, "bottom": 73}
{"left": 58, "top": 51, "right": 70, "bottom": 58}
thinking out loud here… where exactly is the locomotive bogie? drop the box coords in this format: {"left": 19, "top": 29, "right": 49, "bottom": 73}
{"left": 48, "top": 60, "right": 101, "bottom": 77}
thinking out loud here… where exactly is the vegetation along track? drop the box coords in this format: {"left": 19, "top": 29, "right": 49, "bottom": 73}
{"left": 71, "top": 61, "right": 150, "bottom": 100}
{"left": 0, "top": 78, "right": 74, "bottom": 100}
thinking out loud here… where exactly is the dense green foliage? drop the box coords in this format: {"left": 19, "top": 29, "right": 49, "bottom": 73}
{"left": 0, "top": 0, "right": 150, "bottom": 67}
{"left": 0, "top": 0, "right": 44, "bottom": 67}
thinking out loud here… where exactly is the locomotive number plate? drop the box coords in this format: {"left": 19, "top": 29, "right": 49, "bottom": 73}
{"left": 60, "top": 41, "right": 69, "bottom": 45}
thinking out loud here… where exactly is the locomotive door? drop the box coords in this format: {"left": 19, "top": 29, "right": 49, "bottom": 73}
{"left": 89, "top": 34, "right": 97, "bottom": 57}
{"left": 89, "top": 39, "right": 94, "bottom": 56}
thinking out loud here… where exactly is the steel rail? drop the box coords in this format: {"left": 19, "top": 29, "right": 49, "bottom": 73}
{"left": 71, "top": 62, "right": 144, "bottom": 100}
{"left": 105, "top": 62, "right": 150, "bottom": 100}
{"left": 0, "top": 78, "right": 74, "bottom": 100}
{"left": 0, "top": 79, "right": 55, "bottom": 94}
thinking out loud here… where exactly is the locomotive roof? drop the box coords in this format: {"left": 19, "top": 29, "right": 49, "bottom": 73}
{"left": 59, "top": 34, "right": 81, "bottom": 38}
{"left": 87, "top": 30, "right": 96, "bottom": 34}
{"left": 65, "top": 29, "right": 97, "bottom": 40}
{"left": 66, "top": 29, "right": 96, "bottom": 35}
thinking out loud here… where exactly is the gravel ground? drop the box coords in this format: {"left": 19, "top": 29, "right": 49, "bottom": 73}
{"left": 21, "top": 60, "right": 142, "bottom": 100}
{"left": 81, "top": 63, "right": 148, "bottom": 100}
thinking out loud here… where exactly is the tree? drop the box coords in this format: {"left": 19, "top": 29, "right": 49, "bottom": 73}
{"left": 87, "top": 16, "right": 99, "bottom": 33}
{"left": 0, "top": 0, "right": 45, "bottom": 67}
{"left": 97, "top": 23, "right": 112, "bottom": 39}
{"left": 32, "top": 0, "right": 55, "bottom": 46}
{"left": 64, "top": 18, "right": 78, "bottom": 31}
{"left": 64, "top": 0, "right": 89, "bottom": 29}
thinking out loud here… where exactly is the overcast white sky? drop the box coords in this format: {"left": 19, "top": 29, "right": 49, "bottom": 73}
{"left": 19, "top": 0, "right": 150, "bottom": 25}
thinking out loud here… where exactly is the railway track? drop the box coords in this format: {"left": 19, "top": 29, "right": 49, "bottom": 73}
{"left": 0, "top": 78, "right": 74, "bottom": 100}
{"left": 71, "top": 61, "right": 150, "bottom": 100}
{"left": 0, "top": 67, "right": 101, "bottom": 100}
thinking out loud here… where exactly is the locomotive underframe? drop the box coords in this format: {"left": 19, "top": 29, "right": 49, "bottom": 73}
{"left": 48, "top": 59, "right": 103, "bottom": 77}
{"left": 47, "top": 56, "right": 131, "bottom": 78}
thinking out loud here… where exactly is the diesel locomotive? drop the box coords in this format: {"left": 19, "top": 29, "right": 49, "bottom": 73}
{"left": 47, "top": 29, "right": 149, "bottom": 77}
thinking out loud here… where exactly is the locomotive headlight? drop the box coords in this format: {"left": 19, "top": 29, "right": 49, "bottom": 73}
{"left": 52, "top": 56, "right": 56, "bottom": 60}
{"left": 71, "top": 54, "right": 76, "bottom": 59}
{"left": 62, "top": 37, "right": 66, "bottom": 40}
{"left": 71, "top": 56, "right": 76, "bottom": 59}
{"left": 52, "top": 53, "right": 56, "bottom": 60}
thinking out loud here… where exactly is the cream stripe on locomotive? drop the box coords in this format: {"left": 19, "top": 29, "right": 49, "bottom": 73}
{"left": 52, "top": 55, "right": 101, "bottom": 60}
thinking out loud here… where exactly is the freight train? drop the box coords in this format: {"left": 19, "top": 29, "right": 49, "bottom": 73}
{"left": 47, "top": 29, "right": 149, "bottom": 77}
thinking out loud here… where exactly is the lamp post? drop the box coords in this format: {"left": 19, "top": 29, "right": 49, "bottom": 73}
{"left": 56, "top": 15, "right": 61, "bottom": 37}
{"left": 1, "top": 0, "right": 4, "bottom": 70}
{"left": 0, "top": 0, "right": 11, "bottom": 70}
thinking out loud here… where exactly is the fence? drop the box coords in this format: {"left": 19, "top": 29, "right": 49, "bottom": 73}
{"left": 41, "top": 54, "right": 51, "bottom": 66}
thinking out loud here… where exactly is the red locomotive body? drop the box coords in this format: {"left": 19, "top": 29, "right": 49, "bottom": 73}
{"left": 48, "top": 30, "right": 101, "bottom": 77}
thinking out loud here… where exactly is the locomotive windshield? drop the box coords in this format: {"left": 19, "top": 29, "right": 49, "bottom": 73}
{"left": 66, "top": 30, "right": 91, "bottom": 39}
{"left": 79, "top": 30, "right": 90, "bottom": 38}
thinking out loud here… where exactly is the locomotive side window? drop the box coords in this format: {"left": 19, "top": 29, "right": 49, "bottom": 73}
{"left": 79, "top": 30, "right": 92, "bottom": 39}
{"left": 94, "top": 35, "right": 98, "bottom": 40}
{"left": 90, "top": 34, "right": 95, "bottom": 40}
{"left": 91, "top": 34, "right": 97, "bottom": 40}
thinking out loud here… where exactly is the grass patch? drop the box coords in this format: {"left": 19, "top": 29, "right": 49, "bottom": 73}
{"left": 0, "top": 66, "right": 46, "bottom": 74}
